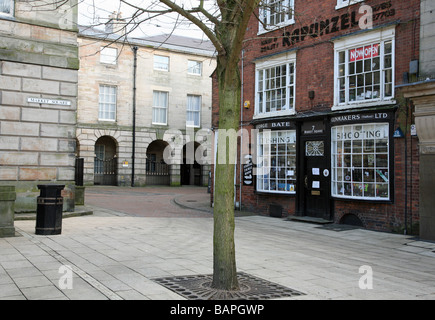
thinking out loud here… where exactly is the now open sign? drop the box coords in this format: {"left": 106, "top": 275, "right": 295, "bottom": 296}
{"left": 350, "top": 44, "right": 379, "bottom": 62}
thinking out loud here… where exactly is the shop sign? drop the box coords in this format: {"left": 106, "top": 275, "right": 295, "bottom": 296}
{"left": 243, "top": 155, "right": 253, "bottom": 186}
{"left": 350, "top": 44, "right": 379, "bottom": 62}
{"left": 331, "top": 112, "right": 391, "bottom": 124}
{"left": 301, "top": 121, "right": 325, "bottom": 135}
{"left": 256, "top": 121, "right": 294, "bottom": 130}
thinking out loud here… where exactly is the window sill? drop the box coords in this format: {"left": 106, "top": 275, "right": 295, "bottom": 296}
{"left": 332, "top": 195, "right": 392, "bottom": 203}
{"left": 255, "top": 190, "right": 296, "bottom": 196}
{"left": 335, "top": 0, "right": 364, "bottom": 10}
{"left": 257, "top": 19, "right": 295, "bottom": 36}
{"left": 332, "top": 99, "right": 396, "bottom": 111}
{"left": 253, "top": 109, "right": 296, "bottom": 120}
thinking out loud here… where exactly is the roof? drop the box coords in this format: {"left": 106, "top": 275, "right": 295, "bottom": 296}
{"left": 78, "top": 25, "right": 216, "bottom": 57}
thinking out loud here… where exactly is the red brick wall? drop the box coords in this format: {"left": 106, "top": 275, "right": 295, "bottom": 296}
{"left": 211, "top": 0, "right": 421, "bottom": 232}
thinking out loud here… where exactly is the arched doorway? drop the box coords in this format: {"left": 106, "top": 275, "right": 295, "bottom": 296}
{"left": 146, "top": 140, "right": 170, "bottom": 185}
{"left": 94, "top": 136, "right": 117, "bottom": 185}
{"left": 181, "top": 142, "right": 202, "bottom": 186}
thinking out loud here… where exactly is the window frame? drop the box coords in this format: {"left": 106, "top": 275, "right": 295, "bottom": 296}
{"left": 335, "top": 0, "right": 364, "bottom": 10}
{"left": 152, "top": 90, "right": 169, "bottom": 125}
{"left": 154, "top": 55, "right": 170, "bottom": 71}
{"left": 256, "top": 129, "right": 297, "bottom": 194}
{"left": 98, "top": 84, "right": 117, "bottom": 121}
{"left": 254, "top": 53, "right": 296, "bottom": 120}
{"left": 0, "top": 0, "right": 14, "bottom": 17}
{"left": 187, "top": 60, "right": 202, "bottom": 76}
{"left": 100, "top": 47, "right": 118, "bottom": 65}
{"left": 331, "top": 122, "right": 391, "bottom": 201}
{"left": 258, "top": 0, "right": 295, "bottom": 34}
{"left": 186, "top": 94, "right": 201, "bottom": 128}
{"left": 333, "top": 27, "right": 396, "bottom": 110}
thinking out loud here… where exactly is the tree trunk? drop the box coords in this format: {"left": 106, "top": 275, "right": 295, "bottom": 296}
{"left": 211, "top": 60, "right": 241, "bottom": 291}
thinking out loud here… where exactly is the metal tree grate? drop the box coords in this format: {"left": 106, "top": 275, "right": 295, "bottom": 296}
{"left": 153, "top": 272, "right": 305, "bottom": 300}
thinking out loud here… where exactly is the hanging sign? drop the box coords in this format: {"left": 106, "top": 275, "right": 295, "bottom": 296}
{"left": 243, "top": 155, "right": 253, "bottom": 186}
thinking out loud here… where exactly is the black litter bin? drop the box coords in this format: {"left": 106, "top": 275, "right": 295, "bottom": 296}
{"left": 35, "top": 184, "right": 65, "bottom": 235}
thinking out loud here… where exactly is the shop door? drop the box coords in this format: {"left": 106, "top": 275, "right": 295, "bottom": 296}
{"left": 303, "top": 139, "right": 331, "bottom": 220}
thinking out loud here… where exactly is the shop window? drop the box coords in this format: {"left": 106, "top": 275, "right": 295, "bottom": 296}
{"left": 331, "top": 123, "right": 390, "bottom": 200}
{"left": 259, "top": 0, "right": 295, "bottom": 33}
{"left": 257, "top": 130, "right": 297, "bottom": 194}
{"left": 334, "top": 27, "right": 395, "bottom": 109}
{"left": 255, "top": 58, "right": 295, "bottom": 118}
{"left": 98, "top": 85, "right": 117, "bottom": 121}
{"left": 0, "top": 0, "right": 13, "bottom": 16}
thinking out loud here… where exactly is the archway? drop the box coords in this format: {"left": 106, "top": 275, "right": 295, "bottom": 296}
{"left": 94, "top": 136, "right": 117, "bottom": 185}
{"left": 146, "top": 140, "right": 170, "bottom": 185}
{"left": 181, "top": 142, "right": 202, "bottom": 186}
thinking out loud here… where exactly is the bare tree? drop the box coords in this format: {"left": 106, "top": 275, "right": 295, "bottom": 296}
{"left": 108, "top": 0, "right": 260, "bottom": 291}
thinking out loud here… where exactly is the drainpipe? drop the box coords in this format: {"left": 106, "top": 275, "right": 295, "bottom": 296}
{"left": 132, "top": 46, "right": 138, "bottom": 187}
{"left": 239, "top": 49, "right": 245, "bottom": 211}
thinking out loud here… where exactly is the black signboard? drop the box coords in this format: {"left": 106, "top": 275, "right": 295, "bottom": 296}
{"left": 243, "top": 155, "right": 254, "bottom": 186}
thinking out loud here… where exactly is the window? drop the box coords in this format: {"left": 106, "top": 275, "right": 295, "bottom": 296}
{"left": 0, "top": 0, "right": 13, "bottom": 16}
{"left": 186, "top": 95, "right": 201, "bottom": 127}
{"left": 331, "top": 123, "right": 390, "bottom": 200}
{"left": 154, "top": 55, "right": 169, "bottom": 71}
{"left": 152, "top": 91, "right": 168, "bottom": 125}
{"left": 188, "top": 60, "right": 202, "bottom": 75}
{"left": 100, "top": 47, "right": 117, "bottom": 65}
{"left": 255, "top": 59, "right": 295, "bottom": 118}
{"left": 336, "top": 0, "right": 364, "bottom": 10}
{"left": 259, "top": 0, "right": 294, "bottom": 33}
{"left": 94, "top": 145, "right": 105, "bottom": 174}
{"left": 98, "top": 85, "right": 117, "bottom": 121}
{"left": 257, "top": 130, "right": 297, "bottom": 194}
{"left": 334, "top": 27, "right": 395, "bottom": 109}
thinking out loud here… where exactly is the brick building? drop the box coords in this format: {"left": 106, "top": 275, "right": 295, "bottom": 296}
{"left": 0, "top": 1, "right": 79, "bottom": 212}
{"left": 77, "top": 18, "right": 216, "bottom": 187}
{"left": 211, "top": 0, "right": 422, "bottom": 234}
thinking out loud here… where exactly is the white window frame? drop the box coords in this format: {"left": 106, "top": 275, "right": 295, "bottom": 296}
{"left": 154, "top": 55, "right": 169, "bottom": 71}
{"left": 254, "top": 52, "right": 296, "bottom": 120}
{"left": 331, "top": 123, "right": 390, "bottom": 201}
{"left": 98, "top": 85, "right": 117, "bottom": 121}
{"left": 258, "top": 0, "right": 295, "bottom": 34}
{"left": 188, "top": 60, "right": 202, "bottom": 76}
{"left": 333, "top": 27, "right": 396, "bottom": 111}
{"left": 100, "top": 47, "right": 118, "bottom": 65}
{"left": 335, "top": 0, "right": 364, "bottom": 10}
{"left": 256, "top": 130, "right": 297, "bottom": 194}
{"left": 0, "top": 0, "right": 14, "bottom": 17}
{"left": 186, "top": 94, "right": 201, "bottom": 127}
{"left": 152, "top": 90, "right": 168, "bottom": 125}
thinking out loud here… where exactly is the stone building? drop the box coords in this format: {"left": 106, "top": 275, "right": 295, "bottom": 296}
{"left": 211, "top": 0, "right": 423, "bottom": 234}
{"left": 77, "top": 21, "right": 216, "bottom": 187}
{"left": 0, "top": 0, "right": 79, "bottom": 212}
{"left": 400, "top": 0, "right": 435, "bottom": 240}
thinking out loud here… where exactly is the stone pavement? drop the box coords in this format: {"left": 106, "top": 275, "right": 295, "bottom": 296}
{"left": 1, "top": 186, "right": 435, "bottom": 300}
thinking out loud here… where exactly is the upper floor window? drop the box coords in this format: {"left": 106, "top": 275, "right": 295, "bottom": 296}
{"left": 186, "top": 95, "right": 201, "bottom": 127}
{"left": 154, "top": 55, "right": 169, "bottom": 71}
{"left": 255, "top": 54, "right": 296, "bottom": 118}
{"left": 259, "top": 0, "right": 294, "bottom": 34}
{"left": 336, "top": 0, "right": 364, "bottom": 10}
{"left": 188, "top": 60, "right": 202, "bottom": 76}
{"left": 152, "top": 90, "right": 168, "bottom": 125}
{"left": 100, "top": 47, "right": 117, "bottom": 65}
{"left": 334, "top": 27, "right": 395, "bottom": 109}
{"left": 0, "top": 0, "right": 13, "bottom": 16}
{"left": 98, "top": 85, "right": 117, "bottom": 121}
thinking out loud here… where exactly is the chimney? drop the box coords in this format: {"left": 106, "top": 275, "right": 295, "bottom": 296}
{"left": 105, "top": 11, "right": 127, "bottom": 37}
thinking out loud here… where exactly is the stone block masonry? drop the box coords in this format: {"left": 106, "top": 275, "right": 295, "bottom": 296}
{"left": 0, "top": 60, "right": 78, "bottom": 212}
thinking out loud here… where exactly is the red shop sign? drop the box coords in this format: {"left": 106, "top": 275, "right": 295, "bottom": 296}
{"left": 349, "top": 44, "right": 379, "bottom": 62}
